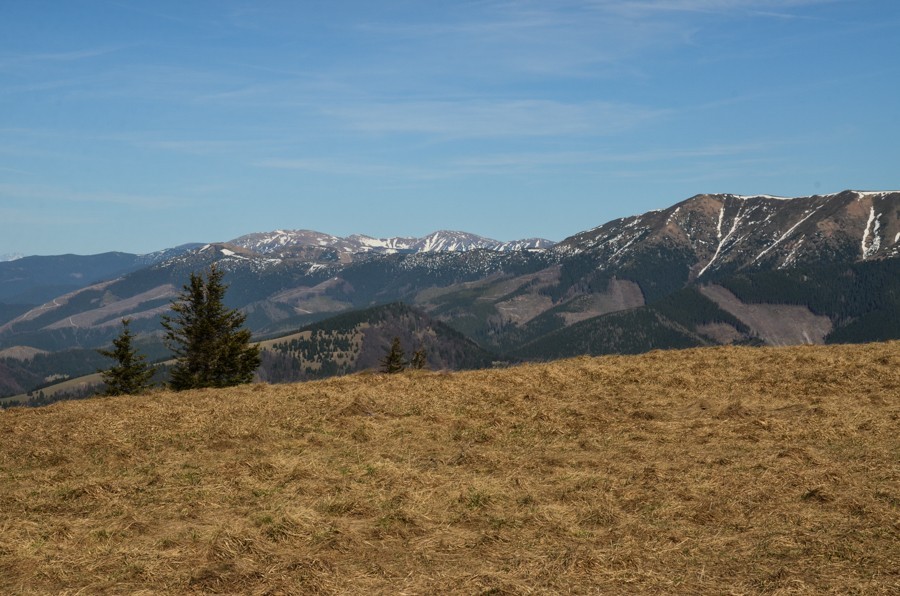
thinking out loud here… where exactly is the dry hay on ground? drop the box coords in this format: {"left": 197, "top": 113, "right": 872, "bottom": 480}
{"left": 1, "top": 342, "right": 898, "bottom": 594}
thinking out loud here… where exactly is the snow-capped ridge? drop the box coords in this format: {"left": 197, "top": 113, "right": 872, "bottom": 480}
{"left": 853, "top": 190, "right": 900, "bottom": 197}
{"left": 728, "top": 194, "right": 792, "bottom": 201}
{"left": 228, "top": 229, "right": 555, "bottom": 256}
{"left": 555, "top": 189, "right": 900, "bottom": 276}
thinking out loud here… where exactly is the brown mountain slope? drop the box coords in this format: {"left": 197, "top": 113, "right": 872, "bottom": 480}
{"left": 557, "top": 190, "right": 900, "bottom": 279}
{"left": 1, "top": 342, "right": 898, "bottom": 594}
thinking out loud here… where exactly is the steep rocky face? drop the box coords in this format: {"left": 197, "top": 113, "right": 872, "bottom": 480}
{"left": 555, "top": 190, "right": 900, "bottom": 280}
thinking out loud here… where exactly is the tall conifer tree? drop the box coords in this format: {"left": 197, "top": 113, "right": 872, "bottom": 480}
{"left": 162, "top": 264, "right": 261, "bottom": 390}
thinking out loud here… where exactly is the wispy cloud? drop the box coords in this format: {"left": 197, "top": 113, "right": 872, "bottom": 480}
{"left": 0, "top": 165, "right": 32, "bottom": 176}
{"left": 351, "top": 0, "right": 843, "bottom": 82}
{"left": 133, "top": 139, "right": 261, "bottom": 156}
{"left": 449, "top": 141, "right": 779, "bottom": 169}
{"left": 0, "top": 183, "right": 180, "bottom": 209}
{"left": 254, "top": 157, "right": 445, "bottom": 180}
{"left": 0, "top": 46, "right": 126, "bottom": 70}
{"left": 255, "top": 138, "right": 793, "bottom": 182}
{"left": 323, "top": 100, "right": 665, "bottom": 139}
{"left": 355, "top": 3, "right": 676, "bottom": 78}
{"left": 0, "top": 206, "right": 50, "bottom": 227}
{"left": 598, "top": 0, "right": 839, "bottom": 16}
{"left": 55, "top": 64, "right": 245, "bottom": 104}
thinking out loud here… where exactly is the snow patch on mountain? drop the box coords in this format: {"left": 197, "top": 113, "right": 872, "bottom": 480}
{"left": 136, "top": 244, "right": 205, "bottom": 266}
{"left": 861, "top": 207, "right": 881, "bottom": 259}
{"left": 698, "top": 204, "right": 744, "bottom": 278}
{"left": 729, "top": 194, "right": 792, "bottom": 201}
{"left": 854, "top": 190, "right": 900, "bottom": 199}
{"left": 753, "top": 203, "right": 825, "bottom": 264}
{"left": 779, "top": 238, "right": 805, "bottom": 270}
{"left": 347, "top": 234, "right": 416, "bottom": 252}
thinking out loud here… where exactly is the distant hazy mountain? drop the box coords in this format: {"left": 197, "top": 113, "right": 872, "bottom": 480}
{"left": 0, "top": 253, "right": 23, "bottom": 262}
{"left": 0, "top": 244, "right": 203, "bottom": 306}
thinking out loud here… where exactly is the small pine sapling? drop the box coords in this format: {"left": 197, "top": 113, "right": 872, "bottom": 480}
{"left": 97, "top": 318, "right": 155, "bottom": 396}
{"left": 410, "top": 347, "right": 428, "bottom": 370}
{"left": 381, "top": 337, "right": 406, "bottom": 374}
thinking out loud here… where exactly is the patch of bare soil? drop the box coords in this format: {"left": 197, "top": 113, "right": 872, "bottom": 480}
{"left": 0, "top": 346, "right": 49, "bottom": 361}
{"left": 560, "top": 278, "right": 645, "bottom": 325}
{"left": 45, "top": 285, "right": 179, "bottom": 330}
{"left": 700, "top": 284, "right": 833, "bottom": 345}
{"left": 695, "top": 322, "right": 746, "bottom": 344}
{"left": 494, "top": 292, "right": 556, "bottom": 325}
{"left": 269, "top": 278, "right": 354, "bottom": 315}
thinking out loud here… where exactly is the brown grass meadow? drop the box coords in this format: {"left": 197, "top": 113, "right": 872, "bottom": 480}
{"left": 1, "top": 342, "right": 898, "bottom": 594}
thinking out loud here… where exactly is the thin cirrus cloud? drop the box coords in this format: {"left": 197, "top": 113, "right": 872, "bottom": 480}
{"left": 256, "top": 137, "right": 796, "bottom": 182}
{"left": 354, "top": 7, "right": 678, "bottom": 78}
{"left": 598, "top": 0, "right": 838, "bottom": 16}
{"left": 448, "top": 141, "right": 785, "bottom": 169}
{"left": 134, "top": 139, "right": 263, "bottom": 156}
{"left": 254, "top": 157, "right": 448, "bottom": 181}
{"left": 0, "top": 46, "right": 124, "bottom": 70}
{"left": 321, "top": 100, "right": 665, "bottom": 139}
{"left": 352, "top": 0, "right": 840, "bottom": 76}
{"left": 0, "top": 183, "right": 180, "bottom": 209}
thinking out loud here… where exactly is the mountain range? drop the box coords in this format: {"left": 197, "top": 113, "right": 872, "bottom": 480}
{"left": 230, "top": 229, "right": 554, "bottom": 261}
{"left": 1, "top": 189, "right": 898, "bottom": 401}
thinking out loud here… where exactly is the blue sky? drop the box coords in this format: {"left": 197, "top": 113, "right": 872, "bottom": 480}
{"left": 1, "top": 0, "right": 898, "bottom": 256}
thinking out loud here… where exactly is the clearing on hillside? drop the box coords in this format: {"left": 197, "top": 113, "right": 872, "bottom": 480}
{"left": 1, "top": 342, "right": 898, "bottom": 594}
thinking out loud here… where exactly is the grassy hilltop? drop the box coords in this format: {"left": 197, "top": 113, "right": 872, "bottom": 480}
{"left": 1, "top": 343, "right": 898, "bottom": 594}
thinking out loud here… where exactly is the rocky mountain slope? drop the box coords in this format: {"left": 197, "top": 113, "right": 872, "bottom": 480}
{"left": 557, "top": 190, "right": 899, "bottom": 281}
{"left": 229, "top": 229, "right": 555, "bottom": 260}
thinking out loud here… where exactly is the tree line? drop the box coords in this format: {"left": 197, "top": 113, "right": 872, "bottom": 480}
{"left": 98, "top": 264, "right": 260, "bottom": 396}
{"left": 98, "top": 266, "right": 432, "bottom": 397}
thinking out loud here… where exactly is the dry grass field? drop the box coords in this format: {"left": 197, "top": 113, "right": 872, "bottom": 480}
{"left": 1, "top": 342, "right": 898, "bottom": 594}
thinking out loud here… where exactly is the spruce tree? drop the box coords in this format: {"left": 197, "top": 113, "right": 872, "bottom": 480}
{"left": 162, "top": 264, "right": 261, "bottom": 390}
{"left": 97, "top": 318, "right": 154, "bottom": 396}
{"left": 380, "top": 336, "right": 406, "bottom": 374}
